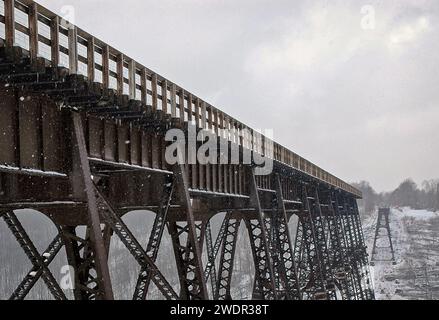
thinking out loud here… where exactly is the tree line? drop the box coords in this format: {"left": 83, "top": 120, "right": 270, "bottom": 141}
{"left": 352, "top": 179, "right": 439, "bottom": 217}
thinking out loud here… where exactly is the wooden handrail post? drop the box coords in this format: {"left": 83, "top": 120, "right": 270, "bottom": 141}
{"left": 116, "top": 54, "right": 124, "bottom": 95}
{"left": 50, "top": 16, "right": 60, "bottom": 66}
{"left": 151, "top": 74, "right": 158, "bottom": 111}
{"left": 128, "top": 60, "right": 136, "bottom": 100}
{"left": 87, "top": 37, "right": 95, "bottom": 81}
{"left": 170, "top": 83, "right": 177, "bottom": 118}
{"left": 5, "top": 0, "right": 15, "bottom": 47}
{"left": 161, "top": 79, "right": 168, "bottom": 113}
{"left": 68, "top": 26, "right": 78, "bottom": 74}
{"left": 179, "top": 89, "right": 185, "bottom": 122}
{"left": 140, "top": 68, "right": 147, "bottom": 103}
{"left": 102, "top": 45, "right": 110, "bottom": 89}
{"left": 28, "top": 2, "right": 39, "bottom": 62}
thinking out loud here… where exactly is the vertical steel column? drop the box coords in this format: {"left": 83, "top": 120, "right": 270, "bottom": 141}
{"left": 339, "top": 195, "right": 365, "bottom": 300}
{"left": 204, "top": 220, "right": 218, "bottom": 297}
{"left": 61, "top": 225, "right": 104, "bottom": 300}
{"left": 330, "top": 191, "right": 357, "bottom": 300}
{"left": 350, "top": 198, "right": 375, "bottom": 299}
{"left": 313, "top": 187, "right": 337, "bottom": 300}
{"left": 346, "top": 199, "right": 370, "bottom": 299}
{"left": 215, "top": 213, "right": 241, "bottom": 300}
{"left": 273, "top": 174, "right": 301, "bottom": 300}
{"left": 168, "top": 164, "right": 208, "bottom": 300}
{"left": 293, "top": 215, "right": 306, "bottom": 296}
{"left": 71, "top": 112, "right": 114, "bottom": 300}
{"left": 298, "top": 184, "right": 327, "bottom": 300}
{"left": 204, "top": 214, "right": 229, "bottom": 280}
{"left": 246, "top": 168, "right": 277, "bottom": 300}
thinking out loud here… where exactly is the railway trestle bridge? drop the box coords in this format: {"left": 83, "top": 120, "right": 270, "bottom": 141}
{"left": 0, "top": 0, "right": 374, "bottom": 300}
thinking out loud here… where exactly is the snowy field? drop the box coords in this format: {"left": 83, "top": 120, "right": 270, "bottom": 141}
{"left": 363, "top": 207, "right": 439, "bottom": 300}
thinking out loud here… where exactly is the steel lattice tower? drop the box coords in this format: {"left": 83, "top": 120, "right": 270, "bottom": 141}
{"left": 370, "top": 208, "right": 396, "bottom": 265}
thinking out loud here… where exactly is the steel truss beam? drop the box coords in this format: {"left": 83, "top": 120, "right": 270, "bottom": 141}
{"left": 2, "top": 211, "right": 66, "bottom": 300}
{"left": 94, "top": 186, "right": 179, "bottom": 300}
{"left": 310, "top": 187, "right": 337, "bottom": 300}
{"left": 204, "top": 215, "right": 230, "bottom": 282}
{"left": 338, "top": 195, "right": 374, "bottom": 300}
{"left": 295, "top": 189, "right": 325, "bottom": 299}
{"left": 271, "top": 174, "right": 301, "bottom": 300}
{"left": 214, "top": 212, "right": 241, "bottom": 300}
{"left": 204, "top": 220, "right": 218, "bottom": 297}
{"left": 325, "top": 191, "right": 356, "bottom": 300}
{"left": 294, "top": 184, "right": 337, "bottom": 300}
{"left": 347, "top": 201, "right": 369, "bottom": 299}
{"left": 293, "top": 212, "right": 307, "bottom": 295}
{"left": 349, "top": 198, "right": 374, "bottom": 299}
{"left": 133, "top": 176, "right": 175, "bottom": 300}
{"left": 338, "top": 198, "right": 364, "bottom": 299}
{"left": 252, "top": 175, "right": 301, "bottom": 300}
{"left": 168, "top": 220, "right": 206, "bottom": 299}
{"left": 10, "top": 234, "right": 64, "bottom": 300}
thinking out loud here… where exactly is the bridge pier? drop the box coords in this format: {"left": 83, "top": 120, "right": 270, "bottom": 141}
{"left": 214, "top": 212, "right": 241, "bottom": 300}
{"left": 326, "top": 191, "right": 357, "bottom": 300}
{"left": 247, "top": 168, "right": 278, "bottom": 300}
{"left": 133, "top": 175, "right": 174, "bottom": 300}
{"left": 167, "top": 164, "right": 209, "bottom": 300}
{"left": 294, "top": 184, "right": 328, "bottom": 300}
{"left": 70, "top": 112, "right": 114, "bottom": 300}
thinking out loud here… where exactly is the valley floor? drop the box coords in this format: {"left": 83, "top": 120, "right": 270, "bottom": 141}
{"left": 363, "top": 207, "right": 439, "bottom": 300}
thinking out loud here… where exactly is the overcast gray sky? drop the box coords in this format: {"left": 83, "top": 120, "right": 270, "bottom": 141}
{"left": 36, "top": 0, "right": 439, "bottom": 192}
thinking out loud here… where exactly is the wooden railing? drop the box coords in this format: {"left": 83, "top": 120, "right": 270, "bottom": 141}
{"left": 0, "top": 0, "right": 361, "bottom": 198}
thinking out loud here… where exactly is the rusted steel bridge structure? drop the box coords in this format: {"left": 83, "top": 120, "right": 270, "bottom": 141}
{"left": 370, "top": 208, "right": 396, "bottom": 265}
{"left": 0, "top": 0, "right": 373, "bottom": 300}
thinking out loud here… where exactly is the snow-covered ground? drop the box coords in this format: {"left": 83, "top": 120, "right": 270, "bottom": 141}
{"left": 363, "top": 207, "right": 439, "bottom": 300}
